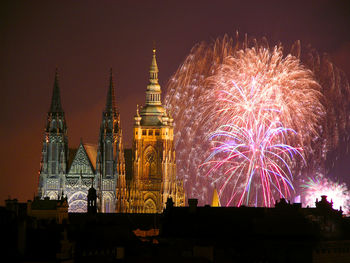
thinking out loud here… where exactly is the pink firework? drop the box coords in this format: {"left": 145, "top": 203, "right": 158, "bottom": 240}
{"left": 165, "top": 33, "right": 350, "bottom": 206}
{"left": 302, "top": 174, "right": 350, "bottom": 215}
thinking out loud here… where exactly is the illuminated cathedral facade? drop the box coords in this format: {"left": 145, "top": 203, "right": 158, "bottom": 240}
{"left": 37, "top": 49, "right": 185, "bottom": 213}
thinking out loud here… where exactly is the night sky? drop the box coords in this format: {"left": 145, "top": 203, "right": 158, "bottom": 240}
{"left": 1, "top": 0, "right": 350, "bottom": 204}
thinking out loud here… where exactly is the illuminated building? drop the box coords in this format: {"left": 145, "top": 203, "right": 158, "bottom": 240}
{"left": 37, "top": 49, "right": 184, "bottom": 213}
{"left": 115, "top": 49, "right": 185, "bottom": 213}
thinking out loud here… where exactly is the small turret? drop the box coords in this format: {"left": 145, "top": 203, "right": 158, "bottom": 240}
{"left": 87, "top": 179, "right": 97, "bottom": 214}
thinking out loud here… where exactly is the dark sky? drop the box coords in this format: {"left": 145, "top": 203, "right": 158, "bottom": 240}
{"left": 1, "top": 0, "right": 350, "bottom": 204}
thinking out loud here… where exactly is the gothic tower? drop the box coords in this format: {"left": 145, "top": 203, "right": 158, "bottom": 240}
{"left": 132, "top": 49, "right": 185, "bottom": 213}
{"left": 38, "top": 70, "right": 68, "bottom": 200}
{"left": 96, "top": 70, "right": 125, "bottom": 213}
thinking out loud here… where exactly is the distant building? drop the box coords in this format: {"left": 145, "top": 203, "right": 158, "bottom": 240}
{"left": 160, "top": 196, "right": 350, "bottom": 263}
{"left": 27, "top": 196, "right": 68, "bottom": 224}
{"left": 37, "top": 49, "right": 185, "bottom": 213}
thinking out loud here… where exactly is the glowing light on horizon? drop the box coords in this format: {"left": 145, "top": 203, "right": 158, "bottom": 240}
{"left": 302, "top": 174, "right": 350, "bottom": 215}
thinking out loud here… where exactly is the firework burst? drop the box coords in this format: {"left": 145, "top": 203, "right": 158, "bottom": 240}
{"left": 205, "top": 121, "right": 300, "bottom": 207}
{"left": 302, "top": 174, "right": 350, "bottom": 215}
{"left": 165, "top": 34, "right": 328, "bottom": 206}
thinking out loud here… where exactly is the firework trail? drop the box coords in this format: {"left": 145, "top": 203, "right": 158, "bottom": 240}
{"left": 205, "top": 121, "right": 300, "bottom": 207}
{"left": 302, "top": 174, "right": 350, "bottom": 215}
{"left": 165, "top": 33, "right": 350, "bottom": 206}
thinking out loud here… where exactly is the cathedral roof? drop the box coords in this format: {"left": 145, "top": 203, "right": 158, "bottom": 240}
{"left": 68, "top": 148, "right": 78, "bottom": 170}
{"left": 67, "top": 143, "right": 98, "bottom": 174}
{"left": 84, "top": 143, "right": 98, "bottom": 170}
{"left": 139, "top": 105, "right": 167, "bottom": 126}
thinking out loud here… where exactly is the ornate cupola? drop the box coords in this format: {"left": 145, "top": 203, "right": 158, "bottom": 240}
{"left": 87, "top": 179, "right": 97, "bottom": 214}
{"left": 146, "top": 48, "right": 162, "bottom": 106}
{"left": 135, "top": 48, "right": 170, "bottom": 127}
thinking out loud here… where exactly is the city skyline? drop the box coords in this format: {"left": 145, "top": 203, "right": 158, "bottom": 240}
{"left": 1, "top": 0, "right": 350, "bottom": 204}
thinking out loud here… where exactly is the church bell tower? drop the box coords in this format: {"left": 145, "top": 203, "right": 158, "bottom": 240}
{"left": 96, "top": 70, "right": 125, "bottom": 213}
{"left": 132, "top": 48, "right": 184, "bottom": 213}
{"left": 38, "top": 70, "right": 68, "bottom": 200}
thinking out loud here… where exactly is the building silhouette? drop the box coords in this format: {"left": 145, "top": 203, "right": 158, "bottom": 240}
{"left": 2, "top": 194, "right": 350, "bottom": 262}
{"left": 37, "top": 49, "right": 185, "bottom": 213}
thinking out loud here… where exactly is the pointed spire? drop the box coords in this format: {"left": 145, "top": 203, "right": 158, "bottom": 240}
{"left": 149, "top": 47, "right": 159, "bottom": 85}
{"left": 49, "top": 68, "right": 64, "bottom": 113}
{"left": 105, "top": 68, "right": 117, "bottom": 113}
{"left": 145, "top": 47, "right": 162, "bottom": 106}
{"left": 211, "top": 187, "right": 221, "bottom": 207}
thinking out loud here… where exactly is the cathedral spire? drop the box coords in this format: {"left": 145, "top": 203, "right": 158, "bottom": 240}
{"left": 49, "top": 69, "right": 64, "bottom": 113}
{"left": 105, "top": 68, "right": 117, "bottom": 113}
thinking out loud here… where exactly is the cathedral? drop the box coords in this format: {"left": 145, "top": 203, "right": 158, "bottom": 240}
{"left": 37, "top": 49, "right": 185, "bottom": 213}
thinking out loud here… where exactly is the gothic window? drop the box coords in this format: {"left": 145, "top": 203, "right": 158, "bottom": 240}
{"left": 142, "top": 130, "right": 146, "bottom": 136}
{"left": 107, "top": 144, "right": 113, "bottom": 160}
{"left": 155, "top": 130, "right": 160, "bottom": 136}
{"left": 144, "top": 151, "right": 156, "bottom": 177}
{"left": 149, "top": 130, "right": 153, "bottom": 136}
{"left": 48, "top": 191, "right": 58, "bottom": 200}
{"left": 52, "top": 162, "right": 56, "bottom": 174}
{"left": 68, "top": 191, "right": 87, "bottom": 213}
{"left": 106, "top": 162, "right": 112, "bottom": 177}
{"left": 103, "top": 194, "right": 113, "bottom": 213}
{"left": 105, "top": 200, "right": 110, "bottom": 213}
{"left": 51, "top": 143, "right": 57, "bottom": 161}
{"left": 50, "top": 119, "right": 56, "bottom": 131}
{"left": 144, "top": 199, "right": 156, "bottom": 213}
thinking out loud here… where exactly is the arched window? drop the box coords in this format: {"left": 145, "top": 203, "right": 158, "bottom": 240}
{"left": 145, "top": 152, "right": 156, "bottom": 177}
{"left": 144, "top": 199, "right": 156, "bottom": 213}
{"left": 105, "top": 199, "right": 110, "bottom": 213}
{"left": 48, "top": 191, "right": 58, "bottom": 200}
{"left": 103, "top": 193, "right": 113, "bottom": 213}
{"left": 68, "top": 191, "right": 88, "bottom": 213}
{"left": 50, "top": 119, "right": 56, "bottom": 131}
{"left": 143, "top": 146, "right": 157, "bottom": 178}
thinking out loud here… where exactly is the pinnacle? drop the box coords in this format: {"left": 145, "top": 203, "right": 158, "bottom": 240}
{"left": 105, "top": 68, "right": 117, "bottom": 113}
{"left": 149, "top": 48, "right": 159, "bottom": 84}
{"left": 49, "top": 68, "right": 64, "bottom": 113}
